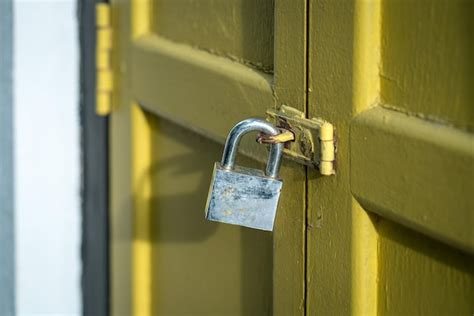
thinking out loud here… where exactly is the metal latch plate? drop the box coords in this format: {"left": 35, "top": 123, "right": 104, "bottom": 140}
{"left": 266, "top": 105, "right": 335, "bottom": 175}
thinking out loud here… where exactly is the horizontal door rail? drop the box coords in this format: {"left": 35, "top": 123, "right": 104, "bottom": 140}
{"left": 351, "top": 106, "right": 474, "bottom": 253}
{"left": 131, "top": 35, "right": 274, "bottom": 164}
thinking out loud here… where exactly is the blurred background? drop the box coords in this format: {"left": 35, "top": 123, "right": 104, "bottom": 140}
{"left": 1, "top": 0, "right": 81, "bottom": 314}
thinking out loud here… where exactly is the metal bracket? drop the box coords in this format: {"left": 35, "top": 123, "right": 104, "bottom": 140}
{"left": 266, "top": 105, "right": 336, "bottom": 175}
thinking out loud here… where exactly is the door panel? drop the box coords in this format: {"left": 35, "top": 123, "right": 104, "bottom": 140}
{"left": 111, "top": 0, "right": 307, "bottom": 315}
{"left": 377, "top": 220, "right": 474, "bottom": 314}
{"left": 131, "top": 35, "right": 274, "bottom": 154}
{"left": 149, "top": 115, "right": 272, "bottom": 315}
{"left": 351, "top": 107, "right": 474, "bottom": 252}
{"left": 152, "top": 0, "right": 275, "bottom": 71}
{"left": 381, "top": 0, "right": 474, "bottom": 130}
{"left": 308, "top": 0, "right": 474, "bottom": 314}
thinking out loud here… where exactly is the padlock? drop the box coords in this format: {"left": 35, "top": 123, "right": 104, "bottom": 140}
{"left": 205, "top": 118, "right": 284, "bottom": 231}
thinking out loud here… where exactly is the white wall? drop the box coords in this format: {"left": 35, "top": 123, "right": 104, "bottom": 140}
{"left": 14, "top": 0, "right": 81, "bottom": 315}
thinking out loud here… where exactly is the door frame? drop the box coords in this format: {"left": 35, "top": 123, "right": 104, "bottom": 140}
{"left": 80, "top": 0, "right": 110, "bottom": 314}
{"left": 110, "top": 0, "right": 309, "bottom": 314}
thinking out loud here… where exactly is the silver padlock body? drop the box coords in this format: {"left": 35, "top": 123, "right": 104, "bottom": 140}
{"left": 205, "top": 162, "right": 282, "bottom": 231}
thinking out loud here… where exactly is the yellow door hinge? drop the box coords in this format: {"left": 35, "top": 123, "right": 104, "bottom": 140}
{"left": 96, "top": 3, "right": 113, "bottom": 116}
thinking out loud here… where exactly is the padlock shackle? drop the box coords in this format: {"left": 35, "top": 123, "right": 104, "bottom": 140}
{"left": 221, "top": 118, "right": 283, "bottom": 178}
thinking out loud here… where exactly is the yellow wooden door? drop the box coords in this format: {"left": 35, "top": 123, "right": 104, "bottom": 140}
{"left": 109, "top": 0, "right": 307, "bottom": 315}
{"left": 306, "top": 0, "right": 474, "bottom": 314}
{"left": 108, "top": 0, "right": 473, "bottom": 315}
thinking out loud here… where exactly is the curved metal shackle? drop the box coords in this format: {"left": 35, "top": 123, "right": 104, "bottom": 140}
{"left": 221, "top": 118, "right": 284, "bottom": 178}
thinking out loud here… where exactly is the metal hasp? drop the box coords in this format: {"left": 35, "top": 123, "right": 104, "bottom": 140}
{"left": 266, "top": 105, "right": 336, "bottom": 175}
{"left": 205, "top": 119, "right": 284, "bottom": 231}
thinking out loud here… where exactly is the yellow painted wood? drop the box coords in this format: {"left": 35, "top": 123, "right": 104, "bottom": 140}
{"left": 111, "top": 0, "right": 307, "bottom": 315}
{"left": 131, "top": 0, "right": 149, "bottom": 38}
{"left": 131, "top": 105, "right": 153, "bottom": 316}
{"left": 96, "top": 3, "right": 111, "bottom": 28}
{"left": 131, "top": 35, "right": 274, "bottom": 145}
{"left": 96, "top": 50, "right": 111, "bottom": 70}
{"left": 96, "top": 28, "right": 112, "bottom": 50}
{"left": 377, "top": 220, "right": 474, "bottom": 314}
{"left": 273, "top": 0, "right": 307, "bottom": 111}
{"left": 110, "top": 0, "right": 133, "bottom": 314}
{"left": 152, "top": 0, "right": 274, "bottom": 72}
{"left": 272, "top": 161, "right": 306, "bottom": 316}
{"left": 97, "top": 70, "right": 113, "bottom": 91}
{"left": 351, "top": 1, "right": 381, "bottom": 314}
{"left": 112, "top": 0, "right": 474, "bottom": 314}
{"left": 130, "top": 1, "right": 152, "bottom": 314}
{"left": 271, "top": 2, "right": 307, "bottom": 315}
{"left": 148, "top": 117, "right": 273, "bottom": 315}
{"left": 96, "top": 92, "right": 111, "bottom": 116}
{"left": 308, "top": 0, "right": 473, "bottom": 314}
{"left": 95, "top": 3, "right": 113, "bottom": 116}
{"left": 352, "top": 106, "right": 474, "bottom": 253}
{"left": 308, "top": 0, "right": 360, "bottom": 313}
{"left": 381, "top": 0, "right": 474, "bottom": 131}
{"left": 131, "top": 35, "right": 277, "bottom": 169}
